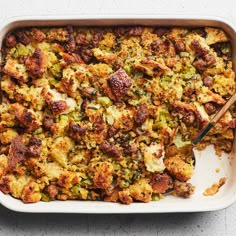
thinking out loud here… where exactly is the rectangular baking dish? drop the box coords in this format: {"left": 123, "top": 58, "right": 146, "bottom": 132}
{"left": 0, "top": 15, "right": 235, "bottom": 213}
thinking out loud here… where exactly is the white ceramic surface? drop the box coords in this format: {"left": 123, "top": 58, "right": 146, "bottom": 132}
{"left": 0, "top": 15, "right": 235, "bottom": 213}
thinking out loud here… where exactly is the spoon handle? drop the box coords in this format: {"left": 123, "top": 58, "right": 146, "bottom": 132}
{"left": 193, "top": 93, "right": 236, "bottom": 146}
{"left": 211, "top": 93, "right": 236, "bottom": 124}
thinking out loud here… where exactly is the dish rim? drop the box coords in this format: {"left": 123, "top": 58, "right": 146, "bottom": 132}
{"left": 0, "top": 14, "right": 235, "bottom": 213}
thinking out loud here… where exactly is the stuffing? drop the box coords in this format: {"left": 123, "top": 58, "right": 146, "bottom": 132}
{"left": 212, "top": 73, "right": 235, "bottom": 96}
{"left": 89, "top": 161, "right": 114, "bottom": 189}
{"left": 38, "top": 162, "right": 64, "bottom": 181}
{"left": 194, "top": 102, "right": 210, "bottom": 129}
{"left": 10, "top": 103, "right": 41, "bottom": 132}
{"left": 8, "top": 175, "right": 32, "bottom": 199}
{"left": 129, "top": 179, "right": 153, "bottom": 203}
{"left": 31, "top": 28, "right": 46, "bottom": 42}
{"left": 41, "top": 87, "right": 77, "bottom": 116}
{"left": 24, "top": 48, "right": 47, "bottom": 78}
{"left": 0, "top": 75, "right": 16, "bottom": 99}
{"left": 46, "top": 28, "right": 69, "bottom": 42}
{"left": 142, "top": 142, "right": 166, "bottom": 173}
{"left": 205, "top": 27, "right": 229, "bottom": 45}
{"left": 0, "top": 155, "right": 8, "bottom": 178}
{"left": 164, "top": 155, "right": 194, "bottom": 182}
{"left": 99, "top": 32, "right": 116, "bottom": 48}
{"left": 197, "top": 87, "right": 226, "bottom": 105}
{"left": 0, "top": 129, "right": 18, "bottom": 144}
{"left": 92, "top": 48, "right": 117, "bottom": 64}
{"left": 173, "top": 180, "right": 195, "bottom": 198}
{"left": 3, "top": 58, "right": 28, "bottom": 84}
{"left": 217, "top": 111, "right": 235, "bottom": 128}
{"left": 88, "top": 63, "right": 113, "bottom": 78}
{"left": 106, "top": 68, "right": 132, "bottom": 101}
{"left": 133, "top": 58, "right": 170, "bottom": 77}
{"left": 0, "top": 25, "right": 234, "bottom": 204}
{"left": 21, "top": 180, "right": 42, "bottom": 203}
{"left": 118, "top": 189, "right": 133, "bottom": 204}
{"left": 151, "top": 173, "right": 173, "bottom": 194}
{"left": 49, "top": 137, "right": 74, "bottom": 168}
{"left": 70, "top": 186, "right": 88, "bottom": 200}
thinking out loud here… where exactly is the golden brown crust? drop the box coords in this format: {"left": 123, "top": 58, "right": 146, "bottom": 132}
{"left": 133, "top": 58, "right": 170, "bottom": 77}
{"left": 0, "top": 25, "right": 234, "bottom": 204}
{"left": 3, "top": 58, "right": 28, "bottom": 84}
{"left": 129, "top": 179, "right": 153, "bottom": 203}
{"left": 21, "top": 180, "right": 41, "bottom": 203}
{"left": 90, "top": 162, "right": 113, "bottom": 189}
{"left": 12, "top": 103, "right": 41, "bottom": 132}
{"left": 107, "top": 68, "right": 132, "bottom": 101}
{"left": 118, "top": 190, "right": 133, "bottom": 204}
{"left": 164, "top": 155, "right": 193, "bottom": 182}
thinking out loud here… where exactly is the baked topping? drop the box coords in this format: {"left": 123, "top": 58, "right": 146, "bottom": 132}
{"left": 0, "top": 25, "right": 235, "bottom": 204}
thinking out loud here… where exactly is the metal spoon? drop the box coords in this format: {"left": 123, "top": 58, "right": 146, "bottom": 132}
{"left": 162, "top": 93, "right": 236, "bottom": 197}
{"left": 165, "top": 93, "right": 236, "bottom": 196}
{"left": 193, "top": 93, "right": 236, "bottom": 146}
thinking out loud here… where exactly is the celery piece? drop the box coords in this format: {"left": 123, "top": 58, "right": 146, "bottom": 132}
{"left": 10, "top": 44, "right": 33, "bottom": 58}
{"left": 152, "top": 193, "right": 160, "bottom": 201}
{"left": 119, "top": 180, "right": 130, "bottom": 188}
{"left": 180, "top": 51, "right": 190, "bottom": 58}
{"left": 124, "top": 64, "right": 132, "bottom": 74}
{"left": 71, "top": 185, "right": 81, "bottom": 195}
{"left": 49, "top": 63, "right": 62, "bottom": 78}
{"left": 97, "top": 96, "right": 112, "bottom": 107}
{"left": 184, "top": 65, "right": 196, "bottom": 80}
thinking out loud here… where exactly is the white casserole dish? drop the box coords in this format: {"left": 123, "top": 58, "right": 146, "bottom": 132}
{"left": 0, "top": 15, "right": 235, "bottom": 213}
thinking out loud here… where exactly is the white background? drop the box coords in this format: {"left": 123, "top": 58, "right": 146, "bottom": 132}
{"left": 0, "top": 0, "right": 236, "bottom": 235}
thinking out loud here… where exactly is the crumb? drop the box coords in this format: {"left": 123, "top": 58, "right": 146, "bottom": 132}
{"left": 203, "top": 177, "right": 226, "bottom": 196}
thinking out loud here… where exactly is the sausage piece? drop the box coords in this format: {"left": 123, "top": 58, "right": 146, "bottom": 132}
{"left": 108, "top": 68, "right": 132, "bottom": 101}
{"left": 134, "top": 104, "right": 149, "bottom": 126}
